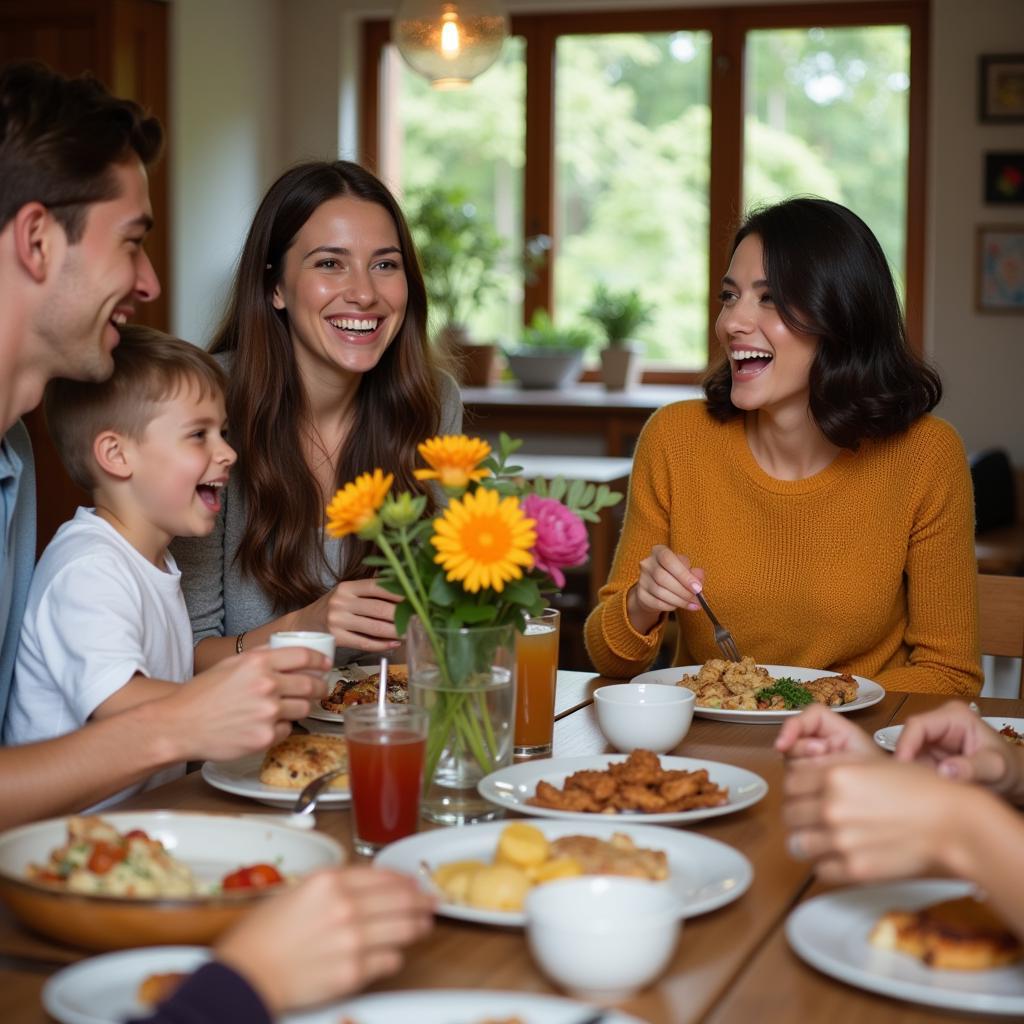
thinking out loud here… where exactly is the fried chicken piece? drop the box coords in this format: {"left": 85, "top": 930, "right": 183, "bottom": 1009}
{"left": 721, "top": 693, "right": 758, "bottom": 711}
{"left": 662, "top": 789, "right": 730, "bottom": 812}
{"left": 612, "top": 784, "right": 670, "bottom": 813}
{"left": 528, "top": 780, "right": 603, "bottom": 813}
{"left": 803, "top": 673, "right": 859, "bottom": 706}
{"left": 659, "top": 772, "right": 705, "bottom": 802}
{"left": 562, "top": 770, "right": 618, "bottom": 803}
{"left": 696, "top": 659, "right": 729, "bottom": 685}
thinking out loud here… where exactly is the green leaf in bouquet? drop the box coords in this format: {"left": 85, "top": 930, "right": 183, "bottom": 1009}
{"left": 429, "top": 571, "right": 460, "bottom": 607}
{"left": 452, "top": 603, "right": 498, "bottom": 625}
{"left": 547, "top": 477, "right": 568, "bottom": 501}
{"left": 394, "top": 600, "right": 414, "bottom": 637}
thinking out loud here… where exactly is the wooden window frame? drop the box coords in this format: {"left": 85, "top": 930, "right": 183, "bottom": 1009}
{"left": 360, "top": 1, "right": 929, "bottom": 385}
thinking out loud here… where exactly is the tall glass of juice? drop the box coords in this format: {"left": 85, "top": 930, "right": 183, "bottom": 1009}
{"left": 346, "top": 704, "right": 428, "bottom": 855}
{"left": 514, "top": 608, "right": 560, "bottom": 757}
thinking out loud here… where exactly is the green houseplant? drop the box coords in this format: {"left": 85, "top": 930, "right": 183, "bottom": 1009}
{"left": 506, "top": 310, "right": 594, "bottom": 390}
{"left": 405, "top": 185, "right": 504, "bottom": 386}
{"left": 582, "top": 284, "right": 653, "bottom": 390}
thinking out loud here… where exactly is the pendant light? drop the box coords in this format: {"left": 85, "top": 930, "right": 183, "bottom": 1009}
{"left": 392, "top": 1, "right": 508, "bottom": 90}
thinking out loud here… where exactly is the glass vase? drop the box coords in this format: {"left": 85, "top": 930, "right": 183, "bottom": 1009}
{"left": 406, "top": 616, "right": 516, "bottom": 825}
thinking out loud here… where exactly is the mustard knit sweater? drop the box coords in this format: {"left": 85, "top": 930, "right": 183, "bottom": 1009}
{"left": 585, "top": 401, "right": 982, "bottom": 697}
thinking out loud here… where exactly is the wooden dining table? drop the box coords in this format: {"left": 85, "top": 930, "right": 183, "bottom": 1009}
{"left": 0, "top": 676, "right": 1020, "bottom": 1024}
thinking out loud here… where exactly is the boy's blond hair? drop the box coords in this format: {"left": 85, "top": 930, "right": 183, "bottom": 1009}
{"left": 44, "top": 324, "right": 227, "bottom": 491}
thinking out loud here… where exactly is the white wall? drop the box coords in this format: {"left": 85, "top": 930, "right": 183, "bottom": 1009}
{"left": 170, "top": 0, "right": 1024, "bottom": 462}
{"left": 928, "top": 0, "right": 1024, "bottom": 465}
{"left": 169, "top": 0, "right": 284, "bottom": 345}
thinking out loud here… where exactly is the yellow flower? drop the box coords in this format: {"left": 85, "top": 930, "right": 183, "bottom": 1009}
{"left": 414, "top": 435, "right": 492, "bottom": 492}
{"left": 325, "top": 469, "right": 393, "bottom": 539}
{"left": 431, "top": 487, "right": 536, "bottom": 593}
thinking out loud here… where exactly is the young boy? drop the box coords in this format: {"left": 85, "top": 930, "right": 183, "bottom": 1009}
{"left": 5, "top": 325, "right": 236, "bottom": 805}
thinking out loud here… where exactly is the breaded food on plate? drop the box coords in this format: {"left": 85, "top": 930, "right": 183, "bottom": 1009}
{"left": 869, "top": 895, "right": 1022, "bottom": 970}
{"left": 258, "top": 734, "right": 349, "bottom": 790}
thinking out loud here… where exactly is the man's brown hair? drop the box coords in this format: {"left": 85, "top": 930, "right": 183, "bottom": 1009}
{"left": 44, "top": 325, "right": 227, "bottom": 491}
{"left": 0, "top": 61, "right": 163, "bottom": 242}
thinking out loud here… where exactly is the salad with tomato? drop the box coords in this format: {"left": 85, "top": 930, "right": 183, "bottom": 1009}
{"left": 28, "top": 817, "right": 285, "bottom": 898}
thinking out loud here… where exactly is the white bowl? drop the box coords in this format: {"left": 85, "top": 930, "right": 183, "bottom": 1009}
{"left": 594, "top": 683, "right": 695, "bottom": 753}
{"left": 0, "top": 811, "right": 343, "bottom": 951}
{"left": 525, "top": 876, "right": 681, "bottom": 1001}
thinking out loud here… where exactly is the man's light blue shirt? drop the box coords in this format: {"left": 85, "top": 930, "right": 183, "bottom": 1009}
{"left": 0, "top": 421, "right": 35, "bottom": 735}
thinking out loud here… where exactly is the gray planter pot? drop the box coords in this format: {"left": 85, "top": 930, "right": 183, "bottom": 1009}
{"left": 599, "top": 344, "right": 642, "bottom": 390}
{"left": 506, "top": 348, "right": 585, "bottom": 389}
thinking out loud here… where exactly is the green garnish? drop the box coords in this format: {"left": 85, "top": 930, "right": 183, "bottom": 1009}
{"left": 755, "top": 677, "right": 813, "bottom": 709}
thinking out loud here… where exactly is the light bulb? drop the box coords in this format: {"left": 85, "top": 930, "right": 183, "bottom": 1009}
{"left": 440, "top": 12, "right": 461, "bottom": 58}
{"left": 393, "top": 0, "right": 507, "bottom": 90}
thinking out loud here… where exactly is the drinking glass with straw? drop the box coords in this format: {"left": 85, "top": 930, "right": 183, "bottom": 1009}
{"left": 346, "top": 655, "right": 428, "bottom": 854}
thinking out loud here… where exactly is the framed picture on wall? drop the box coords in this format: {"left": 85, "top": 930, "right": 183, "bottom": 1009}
{"left": 985, "top": 153, "right": 1024, "bottom": 204}
{"left": 976, "top": 225, "right": 1024, "bottom": 313}
{"left": 979, "top": 54, "right": 1024, "bottom": 123}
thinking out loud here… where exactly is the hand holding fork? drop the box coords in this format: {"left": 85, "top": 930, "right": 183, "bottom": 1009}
{"left": 627, "top": 544, "right": 741, "bottom": 661}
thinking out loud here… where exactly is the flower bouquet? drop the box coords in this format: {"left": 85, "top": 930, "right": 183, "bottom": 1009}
{"left": 325, "top": 434, "right": 622, "bottom": 823}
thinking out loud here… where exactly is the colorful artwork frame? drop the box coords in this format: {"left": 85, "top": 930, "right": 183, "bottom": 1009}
{"left": 979, "top": 54, "right": 1024, "bottom": 123}
{"left": 985, "top": 153, "right": 1024, "bottom": 204}
{"left": 976, "top": 225, "right": 1024, "bottom": 313}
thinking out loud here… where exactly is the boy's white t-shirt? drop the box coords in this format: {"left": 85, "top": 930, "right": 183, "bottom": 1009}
{"left": 5, "top": 507, "right": 193, "bottom": 807}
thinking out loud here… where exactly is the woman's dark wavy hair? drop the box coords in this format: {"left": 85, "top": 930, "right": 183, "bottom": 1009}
{"left": 704, "top": 197, "right": 941, "bottom": 449}
{"left": 211, "top": 160, "right": 442, "bottom": 611}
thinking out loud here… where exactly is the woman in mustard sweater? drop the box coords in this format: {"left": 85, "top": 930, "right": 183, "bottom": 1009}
{"left": 585, "top": 198, "right": 981, "bottom": 696}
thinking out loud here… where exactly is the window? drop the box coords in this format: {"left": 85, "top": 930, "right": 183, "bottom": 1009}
{"left": 361, "top": 3, "right": 928, "bottom": 380}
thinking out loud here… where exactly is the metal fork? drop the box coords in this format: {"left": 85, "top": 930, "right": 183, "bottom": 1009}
{"left": 695, "top": 590, "right": 742, "bottom": 662}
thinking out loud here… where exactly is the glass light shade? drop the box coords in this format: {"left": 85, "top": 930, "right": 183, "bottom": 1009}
{"left": 392, "top": 0, "right": 508, "bottom": 90}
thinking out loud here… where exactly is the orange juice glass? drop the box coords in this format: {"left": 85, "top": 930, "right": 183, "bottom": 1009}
{"left": 514, "top": 608, "right": 560, "bottom": 756}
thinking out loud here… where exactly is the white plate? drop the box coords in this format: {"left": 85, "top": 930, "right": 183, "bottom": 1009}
{"left": 320, "top": 989, "right": 648, "bottom": 1024}
{"left": 786, "top": 880, "right": 1024, "bottom": 1016}
{"left": 477, "top": 754, "right": 768, "bottom": 825}
{"left": 45, "top": 954, "right": 646, "bottom": 1024}
{"left": 43, "top": 946, "right": 211, "bottom": 1024}
{"left": 374, "top": 817, "right": 752, "bottom": 927}
{"left": 632, "top": 664, "right": 885, "bottom": 723}
{"left": 201, "top": 752, "right": 350, "bottom": 809}
{"left": 875, "top": 717, "right": 1024, "bottom": 753}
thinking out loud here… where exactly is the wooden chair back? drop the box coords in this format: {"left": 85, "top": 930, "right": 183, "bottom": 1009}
{"left": 977, "top": 573, "right": 1024, "bottom": 696}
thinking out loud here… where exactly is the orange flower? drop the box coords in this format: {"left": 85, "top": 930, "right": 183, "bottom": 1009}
{"left": 325, "top": 469, "right": 393, "bottom": 539}
{"left": 431, "top": 487, "right": 536, "bottom": 593}
{"left": 414, "top": 435, "right": 492, "bottom": 492}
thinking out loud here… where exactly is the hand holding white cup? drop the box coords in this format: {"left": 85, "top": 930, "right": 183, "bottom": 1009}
{"left": 269, "top": 631, "right": 336, "bottom": 680}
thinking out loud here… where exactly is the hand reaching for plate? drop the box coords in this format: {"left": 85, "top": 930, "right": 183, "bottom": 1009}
{"left": 895, "top": 699, "right": 1024, "bottom": 804}
{"left": 775, "top": 704, "right": 881, "bottom": 762}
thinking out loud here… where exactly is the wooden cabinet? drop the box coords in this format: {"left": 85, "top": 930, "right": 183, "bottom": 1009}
{"left": 0, "top": 0, "right": 169, "bottom": 552}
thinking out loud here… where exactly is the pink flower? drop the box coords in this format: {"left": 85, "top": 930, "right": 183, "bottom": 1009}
{"left": 521, "top": 494, "right": 589, "bottom": 589}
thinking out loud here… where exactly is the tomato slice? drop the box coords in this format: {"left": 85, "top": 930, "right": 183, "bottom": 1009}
{"left": 221, "top": 863, "right": 284, "bottom": 891}
{"left": 87, "top": 841, "right": 127, "bottom": 875}
{"left": 124, "top": 829, "right": 150, "bottom": 842}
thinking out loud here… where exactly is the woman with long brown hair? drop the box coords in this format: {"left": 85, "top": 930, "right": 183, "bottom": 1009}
{"left": 173, "top": 161, "right": 461, "bottom": 666}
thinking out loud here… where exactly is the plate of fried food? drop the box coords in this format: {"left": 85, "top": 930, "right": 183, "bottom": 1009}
{"left": 201, "top": 734, "right": 350, "bottom": 808}
{"left": 476, "top": 748, "right": 767, "bottom": 825}
{"left": 305, "top": 664, "right": 410, "bottom": 724}
{"left": 631, "top": 658, "right": 885, "bottom": 723}
{"left": 874, "top": 717, "right": 1024, "bottom": 753}
{"left": 787, "top": 880, "right": 1024, "bottom": 1015}
{"left": 374, "top": 818, "right": 752, "bottom": 928}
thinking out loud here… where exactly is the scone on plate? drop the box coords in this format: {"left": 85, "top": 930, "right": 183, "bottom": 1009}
{"left": 869, "top": 895, "right": 1021, "bottom": 970}
{"left": 258, "top": 735, "right": 349, "bottom": 790}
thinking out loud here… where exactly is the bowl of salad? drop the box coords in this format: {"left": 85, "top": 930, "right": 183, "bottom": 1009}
{"left": 0, "top": 811, "right": 343, "bottom": 951}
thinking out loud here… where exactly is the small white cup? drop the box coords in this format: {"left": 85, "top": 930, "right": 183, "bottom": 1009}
{"left": 268, "top": 631, "right": 336, "bottom": 664}
{"left": 526, "top": 876, "right": 682, "bottom": 1001}
{"left": 594, "top": 683, "right": 695, "bottom": 753}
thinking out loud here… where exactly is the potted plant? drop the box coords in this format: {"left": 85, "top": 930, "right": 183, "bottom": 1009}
{"left": 506, "top": 310, "right": 594, "bottom": 390}
{"left": 405, "top": 185, "right": 505, "bottom": 386}
{"left": 582, "top": 284, "right": 653, "bottom": 390}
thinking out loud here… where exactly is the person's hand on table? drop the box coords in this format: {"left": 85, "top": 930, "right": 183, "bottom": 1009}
{"left": 895, "top": 699, "right": 1024, "bottom": 804}
{"left": 323, "top": 579, "right": 402, "bottom": 653}
{"left": 782, "top": 755, "right": 992, "bottom": 884}
{"left": 775, "top": 704, "right": 881, "bottom": 762}
{"left": 215, "top": 866, "right": 434, "bottom": 1015}
{"left": 167, "top": 646, "right": 330, "bottom": 761}
{"left": 626, "top": 544, "right": 706, "bottom": 635}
